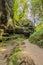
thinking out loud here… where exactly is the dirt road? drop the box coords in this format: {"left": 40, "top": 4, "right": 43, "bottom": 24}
{"left": 0, "top": 39, "right": 43, "bottom": 65}
{"left": 23, "top": 39, "right": 43, "bottom": 65}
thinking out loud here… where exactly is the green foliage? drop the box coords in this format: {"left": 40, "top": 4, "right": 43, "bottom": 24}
{"left": 8, "top": 51, "right": 35, "bottom": 65}
{"left": 30, "top": 1, "right": 43, "bottom": 47}
{"left": 14, "top": 46, "right": 22, "bottom": 53}
{"left": 8, "top": 52, "right": 22, "bottom": 65}
{"left": 13, "top": 0, "right": 28, "bottom": 25}
{"left": 29, "top": 28, "right": 43, "bottom": 48}
{"left": 31, "top": 0, "right": 43, "bottom": 21}
{"left": 0, "top": 34, "right": 26, "bottom": 47}
{"left": 35, "top": 22, "right": 43, "bottom": 32}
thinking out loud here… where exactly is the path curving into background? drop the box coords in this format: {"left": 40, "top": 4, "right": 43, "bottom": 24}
{"left": 23, "top": 39, "right": 43, "bottom": 65}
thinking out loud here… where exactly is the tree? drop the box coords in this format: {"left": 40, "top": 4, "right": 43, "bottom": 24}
{"left": 31, "top": 0, "right": 43, "bottom": 25}
{"left": 13, "top": 0, "right": 28, "bottom": 26}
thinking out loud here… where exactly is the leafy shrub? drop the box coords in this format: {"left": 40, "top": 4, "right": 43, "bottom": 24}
{"left": 0, "top": 34, "right": 25, "bottom": 47}
{"left": 37, "top": 40, "right": 43, "bottom": 47}
{"left": 35, "top": 22, "right": 43, "bottom": 32}
{"left": 29, "top": 29, "right": 43, "bottom": 48}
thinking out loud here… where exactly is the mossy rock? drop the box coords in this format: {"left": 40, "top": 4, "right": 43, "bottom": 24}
{"left": 0, "top": 29, "right": 4, "bottom": 40}
{"left": 8, "top": 51, "right": 35, "bottom": 65}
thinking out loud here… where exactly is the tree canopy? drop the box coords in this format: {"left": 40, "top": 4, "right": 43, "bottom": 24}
{"left": 31, "top": 0, "right": 43, "bottom": 24}
{"left": 13, "top": 0, "right": 28, "bottom": 23}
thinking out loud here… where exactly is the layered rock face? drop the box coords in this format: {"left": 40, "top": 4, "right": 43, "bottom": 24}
{"left": 0, "top": 0, "right": 14, "bottom": 34}
{"left": 0, "top": 0, "right": 14, "bottom": 25}
{"left": 0, "top": 0, "right": 7, "bottom": 25}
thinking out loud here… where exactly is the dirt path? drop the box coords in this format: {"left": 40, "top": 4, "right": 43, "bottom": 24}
{"left": 0, "top": 40, "right": 18, "bottom": 65}
{"left": 0, "top": 39, "right": 43, "bottom": 65}
{"left": 22, "top": 39, "right": 43, "bottom": 65}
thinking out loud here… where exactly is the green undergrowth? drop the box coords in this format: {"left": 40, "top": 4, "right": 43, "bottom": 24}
{"left": 29, "top": 22, "right": 43, "bottom": 48}
{"left": 8, "top": 52, "right": 23, "bottom": 65}
{"left": 35, "top": 22, "right": 43, "bottom": 32}
{"left": 8, "top": 34, "right": 26, "bottom": 65}
{"left": 29, "top": 29, "right": 43, "bottom": 48}
{"left": 0, "top": 34, "right": 26, "bottom": 47}
{"left": 8, "top": 49, "right": 35, "bottom": 65}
